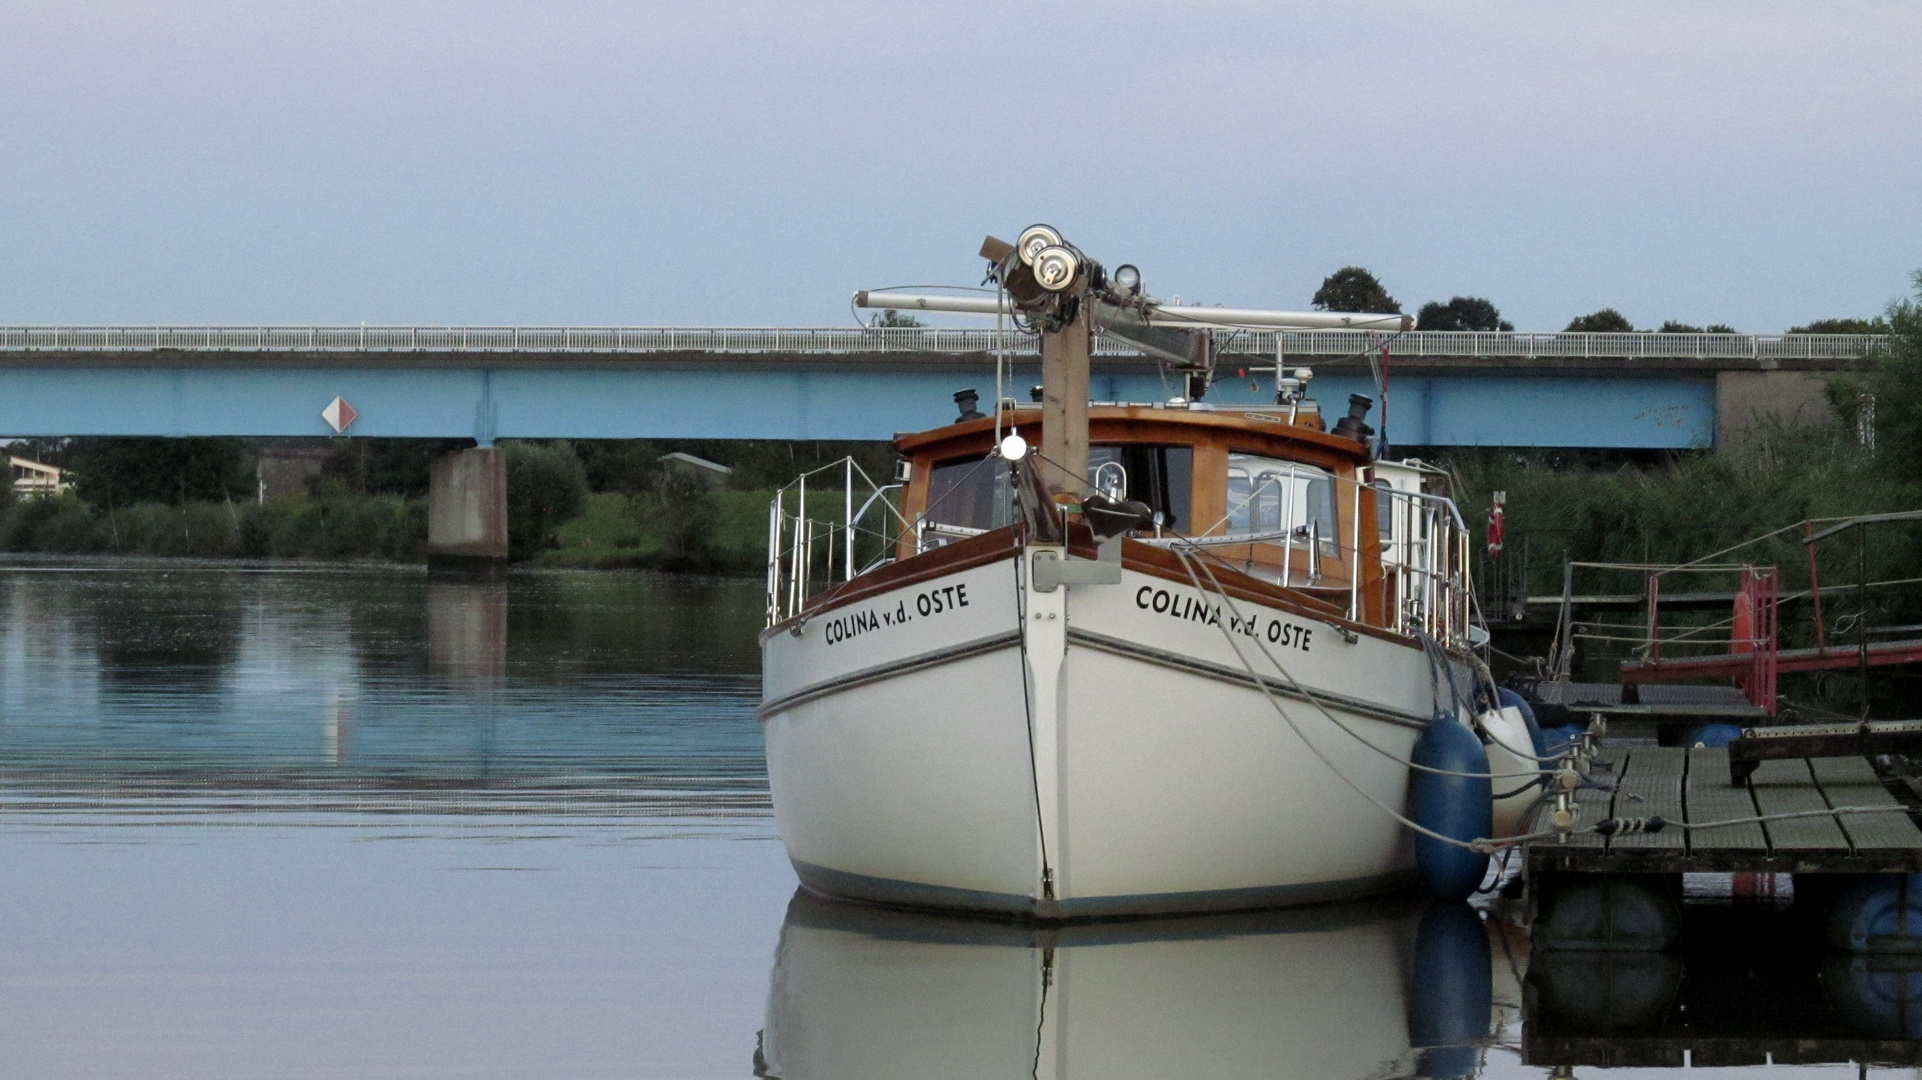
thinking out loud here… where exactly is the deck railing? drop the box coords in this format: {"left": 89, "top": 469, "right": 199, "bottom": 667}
{"left": 1146, "top": 469, "right": 1474, "bottom": 647}
{"left": 0, "top": 325, "right": 1889, "bottom": 362}
{"left": 766, "top": 458, "right": 907, "bottom": 626}
{"left": 766, "top": 449, "right": 1475, "bottom": 648}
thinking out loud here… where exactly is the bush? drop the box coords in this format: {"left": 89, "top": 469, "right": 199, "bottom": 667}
{"left": 505, "top": 441, "right": 590, "bottom": 560}
{"left": 0, "top": 492, "right": 425, "bottom": 562}
{"left": 1, "top": 494, "right": 95, "bottom": 552}
{"left": 640, "top": 468, "right": 721, "bottom": 571}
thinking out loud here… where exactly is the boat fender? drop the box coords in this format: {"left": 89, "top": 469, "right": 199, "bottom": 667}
{"left": 1540, "top": 723, "right": 1586, "bottom": 758}
{"left": 1682, "top": 723, "right": 1743, "bottom": 749}
{"left": 1497, "top": 687, "right": 1546, "bottom": 759}
{"left": 1410, "top": 711, "right": 1493, "bottom": 900}
{"left": 1408, "top": 902, "right": 1492, "bottom": 1080}
{"left": 1824, "top": 953, "right": 1922, "bottom": 1038}
{"left": 1826, "top": 873, "right": 1922, "bottom": 953}
{"left": 1476, "top": 705, "right": 1539, "bottom": 839}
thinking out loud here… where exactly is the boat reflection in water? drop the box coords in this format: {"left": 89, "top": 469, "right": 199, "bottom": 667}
{"left": 1525, "top": 905, "right": 1922, "bottom": 1070}
{"left": 757, "top": 891, "right": 1500, "bottom": 1080}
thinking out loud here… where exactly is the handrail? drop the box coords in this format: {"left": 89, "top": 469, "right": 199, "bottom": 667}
{"left": 768, "top": 450, "right": 1476, "bottom": 645}
{"left": 0, "top": 325, "right": 1890, "bottom": 362}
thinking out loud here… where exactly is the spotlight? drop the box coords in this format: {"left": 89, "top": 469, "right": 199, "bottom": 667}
{"left": 1113, "top": 264, "right": 1142, "bottom": 296}
{"left": 998, "top": 434, "right": 1029, "bottom": 461}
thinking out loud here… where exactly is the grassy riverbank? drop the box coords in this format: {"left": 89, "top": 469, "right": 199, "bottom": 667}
{"left": 540, "top": 491, "right": 770, "bottom": 573}
{"left": 0, "top": 488, "right": 773, "bottom": 572}
{"left": 0, "top": 493, "right": 428, "bottom": 562}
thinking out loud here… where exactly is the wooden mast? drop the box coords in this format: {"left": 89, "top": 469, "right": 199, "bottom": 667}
{"left": 1038, "top": 285, "right": 1090, "bottom": 495}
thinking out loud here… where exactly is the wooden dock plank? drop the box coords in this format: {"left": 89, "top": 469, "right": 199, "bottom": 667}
{"left": 1684, "top": 748, "right": 1766, "bottom": 851}
{"left": 1749, "top": 758, "right": 1849, "bottom": 850}
{"left": 1809, "top": 756, "right": 1922, "bottom": 850}
{"left": 1610, "top": 746, "right": 1686, "bottom": 849}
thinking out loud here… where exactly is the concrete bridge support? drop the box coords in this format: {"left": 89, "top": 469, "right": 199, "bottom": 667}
{"left": 427, "top": 447, "right": 507, "bottom": 575}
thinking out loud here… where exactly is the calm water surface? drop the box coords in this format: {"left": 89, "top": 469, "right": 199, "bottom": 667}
{"left": 0, "top": 561, "right": 1907, "bottom": 1078}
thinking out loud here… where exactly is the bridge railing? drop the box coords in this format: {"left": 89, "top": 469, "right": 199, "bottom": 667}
{"left": 0, "top": 325, "right": 1889, "bottom": 361}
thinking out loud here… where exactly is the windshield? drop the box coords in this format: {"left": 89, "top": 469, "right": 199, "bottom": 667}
{"left": 1225, "top": 453, "right": 1337, "bottom": 550}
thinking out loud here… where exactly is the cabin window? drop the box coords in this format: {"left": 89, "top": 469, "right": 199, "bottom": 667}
{"left": 1087, "top": 444, "right": 1193, "bottom": 532}
{"left": 922, "top": 454, "right": 1013, "bottom": 537}
{"left": 1225, "top": 453, "right": 1337, "bottom": 550}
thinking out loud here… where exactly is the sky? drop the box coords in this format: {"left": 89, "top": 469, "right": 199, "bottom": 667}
{"left": 1, "top": 0, "right": 1917, "bottom": 332}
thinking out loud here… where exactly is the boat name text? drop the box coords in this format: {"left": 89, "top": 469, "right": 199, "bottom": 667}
{"left": 822, "top": 583, "right": 970, "bottom": 646}
{"left": 1135, "top": 586, "right": 1312, "bottom": 651}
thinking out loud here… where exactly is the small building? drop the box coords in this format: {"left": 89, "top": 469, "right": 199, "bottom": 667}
{"left": 10, "top": 456, "right": 69, "bottom": 497}
{"left": 254, "top": 447, "right": 334, "bottom": 500}
{"left": 657, "top": 451, "right": 734, "bottom": 488}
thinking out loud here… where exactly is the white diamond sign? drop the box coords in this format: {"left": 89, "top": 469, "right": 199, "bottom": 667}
{"left": 321, "top": 396, "right": 358, "bottom": 434}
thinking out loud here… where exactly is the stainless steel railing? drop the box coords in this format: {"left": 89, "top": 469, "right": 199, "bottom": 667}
{"left": 766, "top": 457, "right": 907, "bottom": 626}
{"left": 0, "top": 325, "right": 1889, "bottom": 361}
{"left": 1145, "top": 469, "right": 1475, "bottom": 647}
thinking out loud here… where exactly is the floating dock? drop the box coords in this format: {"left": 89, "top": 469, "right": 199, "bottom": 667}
{"left": 1529, "top": 746, "right": 1922, "bottom": 877}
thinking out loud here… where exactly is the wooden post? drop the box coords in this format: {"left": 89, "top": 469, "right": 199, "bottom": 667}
{"left": 1038, "top": 299, "right": 1090, "bottom": 495}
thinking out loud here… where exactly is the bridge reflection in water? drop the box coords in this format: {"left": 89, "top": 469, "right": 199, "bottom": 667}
{"left": 0, "top": 563, "right": 767, "bottom": 818}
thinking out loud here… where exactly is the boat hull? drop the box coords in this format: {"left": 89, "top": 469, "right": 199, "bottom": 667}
{"left": 761, "top": 545, "right": 1445, "bottom": 918}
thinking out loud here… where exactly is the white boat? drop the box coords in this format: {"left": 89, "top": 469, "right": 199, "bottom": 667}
{"left": 760, "top": 227, "right": 1484, "bottom": 919}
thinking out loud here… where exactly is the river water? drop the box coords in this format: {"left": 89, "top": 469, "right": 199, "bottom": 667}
{"left": 0, "top": 561, "right": 1903, "bottom": 1078}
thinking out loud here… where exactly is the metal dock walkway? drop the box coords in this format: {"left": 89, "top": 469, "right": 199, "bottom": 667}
{"left": 1527, "top": 746, "right": 1922, "bottom": 876}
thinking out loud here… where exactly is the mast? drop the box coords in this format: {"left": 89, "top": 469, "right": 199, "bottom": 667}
{"left": 854, "top": 224, "right": 1415, "bottom": 497}
{"left": 1037, "top": 273, "right": 1091, "bottom": 493}
{"left": 980, "top": 226, "right": 1092, "bottom": 495}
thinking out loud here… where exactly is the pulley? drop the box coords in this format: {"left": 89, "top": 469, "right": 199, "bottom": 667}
{"left": 1015, "top": 224, "right": 1063, "bottom": 266}
{"left": 1031, "top": 244, "right": 1081, "bottom": 292}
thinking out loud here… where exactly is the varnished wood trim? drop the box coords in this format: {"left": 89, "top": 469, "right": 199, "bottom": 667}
{"left": 762, "top": 528, "right": 1020, "bottom": 643}
{"left": 1117, "top": 539, "right": 1414, "bottom": 647}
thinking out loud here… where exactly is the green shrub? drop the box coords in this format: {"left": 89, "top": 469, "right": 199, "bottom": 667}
{"left": 505, "top": 441, "right": 590, "bottom": 560}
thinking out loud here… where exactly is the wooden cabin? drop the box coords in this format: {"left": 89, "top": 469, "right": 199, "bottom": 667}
{"left": 890, "top": 403, "right": 1446, "bottom": 634}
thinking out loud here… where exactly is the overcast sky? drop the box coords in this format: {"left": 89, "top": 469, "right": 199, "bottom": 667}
{"left": 2, "top": 1, "right": 1916, "bottom": 331}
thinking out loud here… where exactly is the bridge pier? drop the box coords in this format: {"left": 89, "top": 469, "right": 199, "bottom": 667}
{"left": 427, "top": 447, "right": 508, "bottom": 575}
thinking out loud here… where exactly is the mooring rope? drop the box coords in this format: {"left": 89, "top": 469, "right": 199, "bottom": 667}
{"left": 1473, "top": 804, "right": 1920, "bottom": 853}
{"left": 1166, "top": 543, "right": 1554, "bottom": 781}
{"left": 1162, "top": 538, "right": 1919, "bottom": 858}
{"left": 1166, "top": 545, "right": 1493, "bottom": 852}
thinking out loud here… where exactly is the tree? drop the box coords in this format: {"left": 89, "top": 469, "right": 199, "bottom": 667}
{"left": 504, "top": 440, "right": 589, "bottom": 559}
{"left": 1565, "top": 309, "right": 1635, "bottom": 333}
{"left": 1658, "top": 321, "right": 1738, "bottom": 334}
{"left": 1838, "top": 272, "right": 1922, "bottom": 476}
{"left": 1312, "top": 267, "right": 1400, "bottom": 314}
{"left": 1416, "top": 296, "right": 1513, "bottom": 332}
{"left": 1791, "top": 317, "right": 1891, "bottom": 335}
{"left": 316, "top": 437, "right": 473, "bottom": 496}
{"left": 68, "top": 437, "right": 252, "bottom": 507}
{"left": 871, "top": 310, "right": 924, "bottom": 328}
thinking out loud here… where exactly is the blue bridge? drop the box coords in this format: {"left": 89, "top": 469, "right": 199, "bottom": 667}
{"left": 0, "top": 326, "right": 1881, "bottom": 449}
{"left": 1, "top": 326, "right": 1879, "bottom": 569}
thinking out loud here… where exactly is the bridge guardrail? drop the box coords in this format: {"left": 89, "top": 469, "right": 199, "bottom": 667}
{"left": 0, "top": 325, "right": 1889, "bottom": 361}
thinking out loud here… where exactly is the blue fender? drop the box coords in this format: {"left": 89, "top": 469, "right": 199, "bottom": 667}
{"left": 1409, "top": 712, "right": 1493, "bottom": 900}
{"left": 1826, "top": 873, "right": 1922, "bottom": 952}
{"left": 1825, "top": 953, "right": 1922, "bottom": 1038}
{"left": 1681, "top": 723, "right": 1743, "bottom": 749}
{"left": 1408, "top": 901, "right": 1492, "bottom": 1078}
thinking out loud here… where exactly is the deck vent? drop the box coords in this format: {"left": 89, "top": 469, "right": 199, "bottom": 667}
{"left": 1331, "top": 394, "right": 1375, "bottom": 445}
{"left": 953, "top": 388, "right": 985, "bottom": 422}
